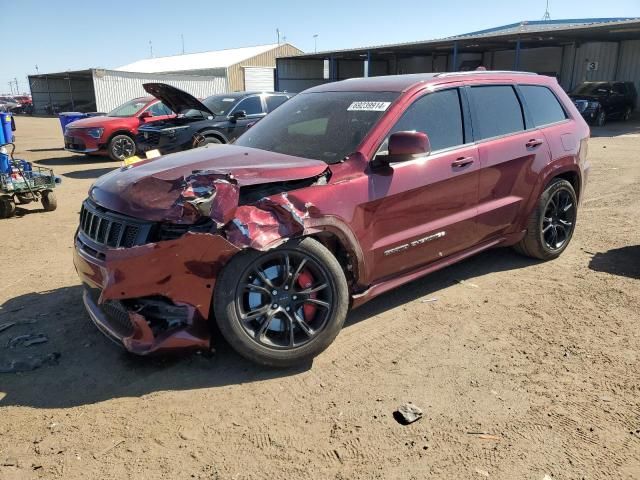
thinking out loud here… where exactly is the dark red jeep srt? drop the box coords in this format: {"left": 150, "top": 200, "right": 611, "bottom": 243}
{"left": 74, "top": 71, "right": 590, "bottom": 367}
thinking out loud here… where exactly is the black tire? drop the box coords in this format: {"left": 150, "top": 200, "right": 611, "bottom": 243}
{"left": 0, "top": 196, "right": 16, "bottom": 218}
{"left": 41, "top": 190, "right": 57, "bottom": 212}
{"left": 195, "top": 136, "right": 222, "bottom": 148}
{"left": 108, "top": 134, "right": 136, "bottom": 161}
{"left": 594, "top": 110, "right": 606, "bottom": 127}
{"left": 213, "top": 237, "right": 349, "bottom": 367}
{"left": 514, "top": 178, "right": 577, "bottom": 260}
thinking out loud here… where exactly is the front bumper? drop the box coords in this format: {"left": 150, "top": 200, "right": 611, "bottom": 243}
{"left": 73, "top": 230, "right": 240, "bottom": 354}
{"left": 64, "top": 131, "right": 103, "bottom": 154}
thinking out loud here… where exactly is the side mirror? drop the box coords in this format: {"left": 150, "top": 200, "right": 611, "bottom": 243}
{"left": 139, "top": 111, "right": 152, "bottom": 120}
{"left": 230, "top": 110, "right": 247, "bottom": 122}
{"left": 383, "top": 131, "right": 431, "bottom": 165}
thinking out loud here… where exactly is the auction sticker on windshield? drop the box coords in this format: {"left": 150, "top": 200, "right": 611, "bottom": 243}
{"left": 347, "top": 101, "right": 391, "bottom": 112}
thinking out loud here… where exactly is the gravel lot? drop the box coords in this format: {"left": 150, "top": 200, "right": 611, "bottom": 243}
{"left": 0, "top": 116, "right": 638, "bottom": 479}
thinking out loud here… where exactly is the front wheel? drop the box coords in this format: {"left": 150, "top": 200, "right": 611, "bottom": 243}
{"left": 194, "top": 135, "right": 222, "bottom": 148}
{"left": 41, "top": 190, "right": 57, "bottom": 212}
{"left": 594, "top": 110, "right": 606, "bottom": 127}
{"left": 213, "top": 237, "right": 349, "bottom": 367}
{"left": 108, "top": 134, "right": 136, "bottom": 161}
{"left": 514, "top": 178, "right": 578, "bottom": 260}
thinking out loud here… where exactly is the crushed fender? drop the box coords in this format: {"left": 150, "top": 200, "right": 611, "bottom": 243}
{"left": 226, "top": 193, "right": 314, "bottom": 249}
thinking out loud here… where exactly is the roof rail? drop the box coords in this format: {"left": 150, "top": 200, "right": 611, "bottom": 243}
{"left": 434, "top": 70, "right": 538, "bottom": 77}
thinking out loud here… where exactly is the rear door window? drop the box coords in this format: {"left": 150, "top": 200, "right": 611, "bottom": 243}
{"left": 469, "top": 85, "right": 525, "bottom": 140}
{"left": 386, "top": 88, "right": 465, "bottom": 152}
{"left": 519, "top": 85, "right": 567, "bottom": 127}
{"left": 265, "top": 95, "right": 290, "bottom": 112}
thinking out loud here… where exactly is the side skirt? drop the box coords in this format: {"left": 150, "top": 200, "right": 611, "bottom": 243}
{"left": 351, "top": 237, "right": 505, "bottom": 308}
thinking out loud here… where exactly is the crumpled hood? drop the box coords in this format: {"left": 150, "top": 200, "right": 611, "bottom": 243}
{"left": 89, "top": 144, "right": 328, "bottom": 223}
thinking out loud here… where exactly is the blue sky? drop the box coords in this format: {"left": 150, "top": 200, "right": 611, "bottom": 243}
{"left": 2, "top": 0, "right": 639, "bottom": 94}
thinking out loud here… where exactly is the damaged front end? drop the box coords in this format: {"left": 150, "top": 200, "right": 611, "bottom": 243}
{"left": 74, "top": 150, "right": 329, "bottom": 354}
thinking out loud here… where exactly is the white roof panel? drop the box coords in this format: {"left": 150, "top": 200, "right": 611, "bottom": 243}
{"left": 116, "top": 43, "right": 283, "bottom": 73}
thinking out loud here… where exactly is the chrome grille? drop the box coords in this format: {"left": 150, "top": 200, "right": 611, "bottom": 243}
{"left": 79, "top": 200, "right": 151, "bottom": 248}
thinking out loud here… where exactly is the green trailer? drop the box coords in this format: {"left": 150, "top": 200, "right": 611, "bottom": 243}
{"left": 0, "top": 143, "right": 60, "bottom": 218}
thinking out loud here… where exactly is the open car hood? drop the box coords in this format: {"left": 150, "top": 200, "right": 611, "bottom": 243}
{"left": 143, "top": 83, "right": 214, "bottom": 115}
{"left": 89, "top": 145, "right": 329, "bottom": 224}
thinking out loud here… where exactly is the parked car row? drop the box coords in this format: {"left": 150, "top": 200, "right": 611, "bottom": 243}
{"left": 73, "top": 71, "right": 591, "bottom": 367}
{"left": 63, "top": 84, "right": 294, "bottom": 160}
{"left": 0, "top": 95, "right": 33, "bottom": 114}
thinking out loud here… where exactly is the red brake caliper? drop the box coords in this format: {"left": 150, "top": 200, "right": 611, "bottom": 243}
{"left": 296, "top": 270, "right": 317, "bottom": 322}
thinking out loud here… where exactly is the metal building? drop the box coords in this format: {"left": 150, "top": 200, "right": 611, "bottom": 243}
{"left": 276, "top": 18, "right": 640, "bottom": 106}
{"left": 117, "top": 43, "right": 302, "bottom": 92}
{"left": 29, "top": 43, "right": 302, "bottom": 115}
{"left": 28, "top": 69, "right": 228, "bottom": 115}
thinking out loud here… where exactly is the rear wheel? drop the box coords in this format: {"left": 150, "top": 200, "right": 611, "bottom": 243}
{"left": 108, "top": 134, "right": 136, "bottom": 161}
{"left": 214, "top": 237, "right": 349, "bottom": 367}
{"left": 41, "top": 190, "right": 57, "bottom": 212}
{"left": 0, "top": 196, "right": 16, "bottom": 218}
{"left": 514, "top": 178, "right": 577, "bottom": 260}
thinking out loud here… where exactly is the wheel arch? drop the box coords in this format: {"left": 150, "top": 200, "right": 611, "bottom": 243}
{"left": 106, "top": 129, "right": 135, "bottom": 144}
{"left": 302, "top": 219, "right": 367, "bottom": 293}
{"left": 195, "top": 129, "right": 228, "bottom": 144}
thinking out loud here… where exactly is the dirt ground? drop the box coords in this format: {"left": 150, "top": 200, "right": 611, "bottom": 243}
{"left": 0, "top": 116, "right": 638, "bottom": 480}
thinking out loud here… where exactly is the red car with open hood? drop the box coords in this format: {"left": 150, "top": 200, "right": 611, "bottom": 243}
{"left": 74, "top": 71, "right": 590, "bottom": 367}
{"left": 64, "top": 97, "right": 174, "bottom": 160}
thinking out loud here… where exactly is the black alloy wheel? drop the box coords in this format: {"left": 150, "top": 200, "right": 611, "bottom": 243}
{"left": 214, "top": 237, "right": 349, "bottom": 367}
{"left": 541, "top": 188, "right": 576, "bottom": 251}
{"left": 514, "top": 178, "right": 578, "bottom": 260}
{"left": 235, "top": 249, "right": 334, "bottom": 349}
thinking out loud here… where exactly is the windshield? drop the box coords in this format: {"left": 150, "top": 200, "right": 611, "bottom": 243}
{"left": 202, "top": 95, "right": 243, "bottom": 116}
{"left": 571, "top": 83, "right": 610, "bottom": 96}
{"left": 235, "top": 91, "right": 399, "bottom": 163}
{"left": 108, "top": 99, "right": 148, "bottom": 117}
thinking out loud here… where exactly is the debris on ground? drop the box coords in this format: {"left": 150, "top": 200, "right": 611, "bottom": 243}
{"left": 0, "top": 319, "right": 37, "bottom": 335}
{"left": 467, "top": 432, "right": 501, "bottom": 441}
{"left": 457, "top": 279, "right": 480, "bottom": 289}
{"left": 475, "top": 468, "right": 490, "bottom": 477}
{"left": 421, "top": 297, "right": 438, "bottom": 303}
{"left": 394, "top": 402, "right": 423, "bottom": 425}
{"left": 7, "top": 333, "right": 48, "bottom": 348}
{"left": 0, "top": 352, "right": 60, "bottom": 373}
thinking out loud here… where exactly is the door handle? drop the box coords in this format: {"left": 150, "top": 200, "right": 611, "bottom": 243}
{"left": 451, "top": 157, "right": 474, "bottom": 168}
{"left": 526, "top": 138, "right": 544, "bottom": 148}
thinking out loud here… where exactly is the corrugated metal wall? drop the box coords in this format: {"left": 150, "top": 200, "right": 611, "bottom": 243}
{"left": 277, "top": 58, "right": 329, "bottom": 92}
{"left": 617, "top": 40, "right": 640, "bottom": 107}
{"left": 29, "top": 72, "right": 96, "bottom": 114}
{"left": 572, "top": 42, "right": 619, "bottom": 84}
{"left": 227, "top": 43, "right": 303, "bottom": 91}
{"left": 92, "top": 69, "right": 228, "bottom": 112}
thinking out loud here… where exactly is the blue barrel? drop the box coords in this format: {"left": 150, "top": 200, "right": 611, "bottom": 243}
{"left": 59, "top": 112, "right": 88, "bottom": 133}
{"left": 0, "top": 113, "right": 12, "bottom": 144}
{"left": 0, "top": 148, "right": 9, "bottom": 174}
{"left": 0, "top": 118, "right": 5, "bottom": 145}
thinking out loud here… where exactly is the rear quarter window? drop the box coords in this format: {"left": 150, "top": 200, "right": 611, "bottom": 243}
{"left": 469, "top": 85, "right": 525, "bottom": 140}
{"left": 519, "top": 85, "right": 567, "bottom": 127}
